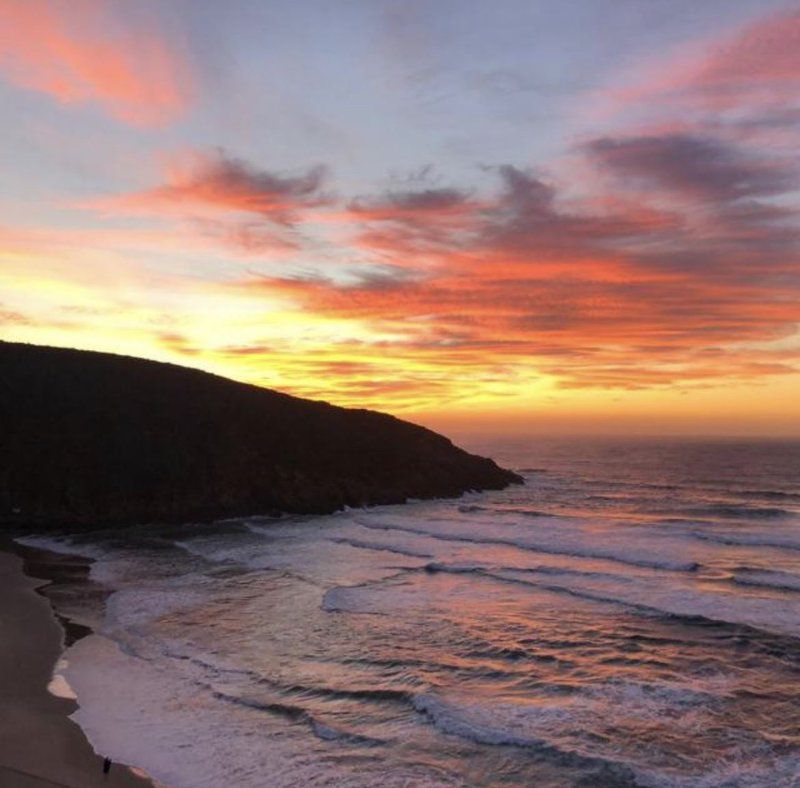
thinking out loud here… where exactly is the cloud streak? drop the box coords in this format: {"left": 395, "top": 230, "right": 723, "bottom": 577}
{"left": 603, "top": 7, "right": 800, "bottom": 122}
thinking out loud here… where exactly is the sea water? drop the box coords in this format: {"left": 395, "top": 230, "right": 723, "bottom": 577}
{"left": 21, "top": 437, "right": 800, "bottom": 787}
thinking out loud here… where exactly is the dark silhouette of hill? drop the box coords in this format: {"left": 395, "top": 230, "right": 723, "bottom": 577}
{"left": 0, "top": 342, "right": 521, "bottom": 530}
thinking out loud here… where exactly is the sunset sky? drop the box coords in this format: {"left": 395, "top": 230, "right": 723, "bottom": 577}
{"left": 2, "top": 0, "right": 799, "bottom": 435}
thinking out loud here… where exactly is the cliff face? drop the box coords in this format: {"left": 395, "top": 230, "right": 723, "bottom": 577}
{"left": 0, "top": 342, "right": 521, "bottom": 530}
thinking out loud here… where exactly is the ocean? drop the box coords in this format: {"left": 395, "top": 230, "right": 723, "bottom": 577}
{"left": 20, "top": 437, "right": 800, "bottom": 787}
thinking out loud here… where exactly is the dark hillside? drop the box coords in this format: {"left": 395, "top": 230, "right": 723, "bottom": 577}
{"left": 0, "top": 342, "right": 521, "bottom": 530}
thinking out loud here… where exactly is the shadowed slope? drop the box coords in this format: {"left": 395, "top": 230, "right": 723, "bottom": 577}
{"left": 0, "top": 342, "right": 521, "bottom": 530}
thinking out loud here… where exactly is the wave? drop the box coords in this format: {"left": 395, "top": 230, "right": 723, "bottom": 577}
{"left": 692, "top": 532, "right": 800, "bottom": 552}
{"left": 166, "top": 649, "right": 418, "bottom": 711}
{"left": 421, "top": 561, "right": 634, "bottom": 585}
{"left": 481, "top": 570, "right": 800, "bottom": 642}
{"left": 412, "top": 694, "right": 638, "bottom": 783}
{"left": 638, "top": 752, "right": 800, "bottom": 788}
{"left": 321, "top": 560, "right": 800, "bottom": 643}
{"left": 507, "top": 508, "right": 564, "bottom": 518}
{"left": 277, "top": 682, "right": 415, "bottom": 707}
{"left": 731, "top": 568, "right": 800, "bottom": 593}
{"left": 321, "top": 570, "right": 416, "bottom": 613}
{"left": 356, "top": 517, "right": 700, "bottom": 572}
{"left": 216, "top": 678, "right": 729, "bottom": 785}
{"left": 457, "top": 503, "right": 560, "bottom": 518}
{"left": 734, "top": 488, "right": 800, "bottom": 502}
{"left": 309, "top": 722, "right": 386, "bottom": 746}
{"left": 210, "top": 689, "right": 386, "bottom": 746}
{"left": 680, "top": 504, "right": 794, "bottom": 520}
{"left": 328, "top": 537, "right": 432, "bottom": 559}
{"left": 213, "top": 691, "right": 310, "bottom": 721}
{"left": 396, "top": 562, "right": 800, "bottom": 642}
{"left": 15, "top": 533, "right": 109, "bottom": 561}
{"left": 655, "top": 517, "right": 716, "bottom": 526}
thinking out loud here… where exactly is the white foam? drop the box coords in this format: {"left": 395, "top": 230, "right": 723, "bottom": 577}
{"left": 413, "top": 692, "right": 577, "bottom": 747}
{"left": 27, "top": 448, "right": 800, "bottom": 788}
{"left": 492, "top": 567, "right": 800, "bottom": 636}
{"left": 103, "top": 585, "right": 212, "bottom": 632}
{"left": 60, "top": 633, "right": 464, "bottom": 788}
{"left": 14, "top": 534, "right": 107, "bottom": 559}
{"left": 354, "top": 513, "right": 704, "bottom": 572}
{"left": 61, "top": 635, "right": 327, "bottom": 788}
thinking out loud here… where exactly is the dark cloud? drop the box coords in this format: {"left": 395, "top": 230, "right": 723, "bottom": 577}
{"left": 350, "top": 186, "right": 471, "bottom": 216}
{"left": 156, "top": 151, "right": 329, "bottom": 224}
{"left": 585, "top": 133, "right": 793, "bottom": 203}
{"left": 97, "top": 149, "right": 331, "bottom": 254}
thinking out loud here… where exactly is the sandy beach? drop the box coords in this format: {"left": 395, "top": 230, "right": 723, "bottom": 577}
{"left": 0, "top": 540, "right": 154, "bottom": 788}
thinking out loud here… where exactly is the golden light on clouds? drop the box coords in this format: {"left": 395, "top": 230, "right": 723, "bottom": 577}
{"left": 1, "top": 1, "right": 799, "bottom": 433}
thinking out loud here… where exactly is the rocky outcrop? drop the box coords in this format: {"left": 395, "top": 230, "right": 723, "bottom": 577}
{"left": 0, "top": 342, "right": 521, "bottom": 530}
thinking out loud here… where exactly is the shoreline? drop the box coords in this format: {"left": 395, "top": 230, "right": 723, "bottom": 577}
{"left": 0, "top": 536, "right": 156, "bottom": 788}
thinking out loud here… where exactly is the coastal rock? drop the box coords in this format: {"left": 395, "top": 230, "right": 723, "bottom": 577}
{"left": 0, "top": 342, "right": 521, "bottom": 530}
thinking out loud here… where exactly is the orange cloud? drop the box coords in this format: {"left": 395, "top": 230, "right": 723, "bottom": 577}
{"left": 230, "top": 157, "right": 800, "bottom": 394}
{"left": 0, "top": 0, "right": 193, "bottom": 125}
{"left": 130, "top": 150, "right": 328, "bottom": 221}
{"left": 87, "top": 149, "right": 329, "bottom": 253}
{"left": 38, "top": 127, "right": 799, "bottom": 407}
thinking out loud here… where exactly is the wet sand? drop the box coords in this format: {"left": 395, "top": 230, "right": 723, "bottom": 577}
{"left": 0, "top": 540, "right": 155, "bottom": 788}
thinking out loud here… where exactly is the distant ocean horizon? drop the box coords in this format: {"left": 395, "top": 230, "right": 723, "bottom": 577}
{"left": 22, "top": 436, "right": 800, "bottom": 787}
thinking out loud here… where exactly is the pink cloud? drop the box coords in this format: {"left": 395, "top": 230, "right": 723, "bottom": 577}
{"left": 83, "top": 149, "right": 329, "bottom": 254}
{"left": 0, "top": 0, "right": 193, "bottom": 126}
{"left": 680, "top": 8, "right": 800, "bottom": 108}
{"left": 133, "top": 150, "right": 328, "bottom": 223}
{"left": 601, "top": 7, "right": 800, "bottom": 125}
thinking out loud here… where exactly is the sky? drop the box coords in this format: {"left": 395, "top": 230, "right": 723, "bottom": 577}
{"left": 1, "top": 0, "right": 799, "bottom": 436}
